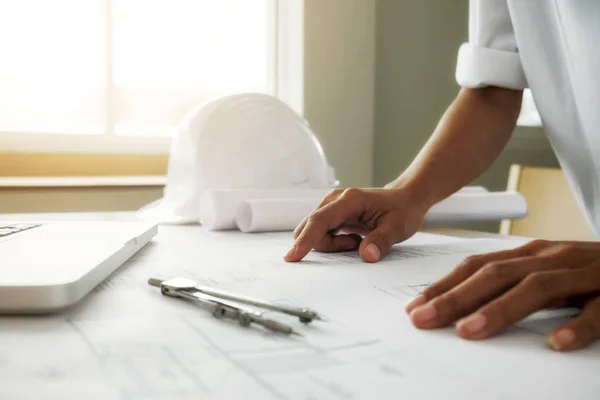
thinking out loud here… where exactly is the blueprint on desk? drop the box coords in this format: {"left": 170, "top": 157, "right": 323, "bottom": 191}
{"left": 0, "top": 227, "right": 599, "bottom": 400}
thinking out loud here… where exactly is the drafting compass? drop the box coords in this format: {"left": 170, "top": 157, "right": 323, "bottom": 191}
{"left": 148, "top": 277, "right": 324, "bottom": 336}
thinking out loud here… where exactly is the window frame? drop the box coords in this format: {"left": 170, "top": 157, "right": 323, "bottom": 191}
{"left": 0, "top": 0, "right": 303, "bottom": 155}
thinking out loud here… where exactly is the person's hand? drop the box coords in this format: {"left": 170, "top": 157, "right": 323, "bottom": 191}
{"left": 405, "top": 239, "right": 600, "bottom": 351}
{"left": 283, "top": 187, "right": 428, "bottom": 263}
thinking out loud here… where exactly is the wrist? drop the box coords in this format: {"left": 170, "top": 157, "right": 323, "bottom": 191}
{"left": 385, "top": 178, "right": 438, "bottom": 214}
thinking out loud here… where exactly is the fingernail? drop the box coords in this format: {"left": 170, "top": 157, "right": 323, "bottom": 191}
{"left": 405, "top": 295, "right": 427, "bottom": 313}
{"left": 410, "top": 303, "right": 437, "bottom": 325}
{"left": 364, "top": 243, "right": 381, "bottom": 262}
{"left": 548, "top": 329, "right": 576, "bottom": 350}
{"left": 457, "top": 314, "right": 487, "bottom": 336}
{"left": 283, "top": 246, "right": 296, "bottom": 261}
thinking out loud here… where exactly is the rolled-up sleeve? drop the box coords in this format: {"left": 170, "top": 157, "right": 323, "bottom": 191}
{"left": 456, "top": 0, "right": 528, "bottom": 90}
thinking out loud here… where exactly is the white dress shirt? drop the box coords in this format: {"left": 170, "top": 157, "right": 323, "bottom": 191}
{"left": 456, "top": 0, "right": 600, "bottom": 237}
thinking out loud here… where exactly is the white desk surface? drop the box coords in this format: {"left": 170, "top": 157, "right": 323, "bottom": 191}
{"left": 0, "top": 212, "right": 597, "bottom": 400}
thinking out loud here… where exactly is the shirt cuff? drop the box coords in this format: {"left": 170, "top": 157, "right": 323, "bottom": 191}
{"left": 455, "top": 43, "right": 528, "bottom": 90}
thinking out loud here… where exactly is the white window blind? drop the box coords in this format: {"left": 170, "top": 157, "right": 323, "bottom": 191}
{"left": 0, "top": 0, "right": 274, "bottom": 143}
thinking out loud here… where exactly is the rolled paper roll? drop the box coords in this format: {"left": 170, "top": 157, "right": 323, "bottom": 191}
{"left": 236, "top": 198, "right": 320, "bottom": 233}
{"left": 200, "top": 189, "right": 527, "bottom": 231}
{"left": 198, "top": 188, "right": 331, "bottom": 230}
{"left": 425, "top": 192, "right": 527, "bottom": 223}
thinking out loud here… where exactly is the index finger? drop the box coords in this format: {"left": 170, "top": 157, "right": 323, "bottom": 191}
{"left": 405, "top": 247, "right": 529, "bottom": 313}
{"left": 293, "top": 189, "right": 343, "bottom": 239}
{"left": 284, "top": 198, "right": 363, "bottom": 262}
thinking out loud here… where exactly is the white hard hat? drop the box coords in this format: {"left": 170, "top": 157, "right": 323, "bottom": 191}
{"left": 139, "top": 93, "right": 338, "bottom": 223}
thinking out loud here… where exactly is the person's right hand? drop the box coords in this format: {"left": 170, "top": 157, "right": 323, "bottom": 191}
{"left": 283, "top": 187, "right": 430, "bottom": 263}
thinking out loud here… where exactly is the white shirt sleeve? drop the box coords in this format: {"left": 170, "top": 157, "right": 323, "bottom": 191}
{"left": 456, "top": 0, "right": 528, "bottom": 90}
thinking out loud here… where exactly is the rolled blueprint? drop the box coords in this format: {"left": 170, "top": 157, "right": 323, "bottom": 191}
{"left": 236, "top": 198, "right": 319, "bottom": 233}
{"left": 425, "top": 191, "right": 527, "bottom": 223}
{"left": 200, "top": 189, "right": 527, "bottom": 232}
{"left": 198, "top": 188, "right": 331, "bottom": 230}
{"left": 235, "top": 192, "right": 527, "bottom": 232}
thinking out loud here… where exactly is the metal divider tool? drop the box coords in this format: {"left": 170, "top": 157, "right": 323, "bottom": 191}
{"left": 148, "top": 277, "right": 324, "bottom": 336}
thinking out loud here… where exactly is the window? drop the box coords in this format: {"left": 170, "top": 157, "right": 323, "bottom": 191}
{"left": 0, "top": 0, "right": 282, "bottom": 152}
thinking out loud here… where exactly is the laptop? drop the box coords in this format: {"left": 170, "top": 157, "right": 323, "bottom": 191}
{"left": 0, "top": 220, "right": 157, "bottom": 314}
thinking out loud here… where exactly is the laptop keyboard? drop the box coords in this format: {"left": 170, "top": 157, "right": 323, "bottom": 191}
{"left": 0, "top": 224, "right": 42, "bottom": 238}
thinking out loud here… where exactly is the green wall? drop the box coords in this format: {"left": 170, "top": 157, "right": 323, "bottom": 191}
{"left": 303, "top": 0, "right": 376, "bottom": 188}
{"left": 374, "top": 0, "right": 469, "bottom": 186}
{"left": 373, "top": 0, "right": 559, "bottom": 231}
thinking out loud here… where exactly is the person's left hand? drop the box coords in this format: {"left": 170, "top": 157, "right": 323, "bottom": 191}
{"left": 405, "top": 239, "right": 600, "bottom": 351}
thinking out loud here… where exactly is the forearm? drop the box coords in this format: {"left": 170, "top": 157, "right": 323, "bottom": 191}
{"left": 387, "top": 86, "right": 523, "bottom": 209}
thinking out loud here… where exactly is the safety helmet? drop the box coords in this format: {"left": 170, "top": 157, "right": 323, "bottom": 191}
{"left": 139, "top": 93, "right": 338, "bottom": 223}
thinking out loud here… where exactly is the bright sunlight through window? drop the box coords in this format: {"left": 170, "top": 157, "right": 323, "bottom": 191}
{"left": 0, "top": 0, "right": 274, "bottom": 140}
